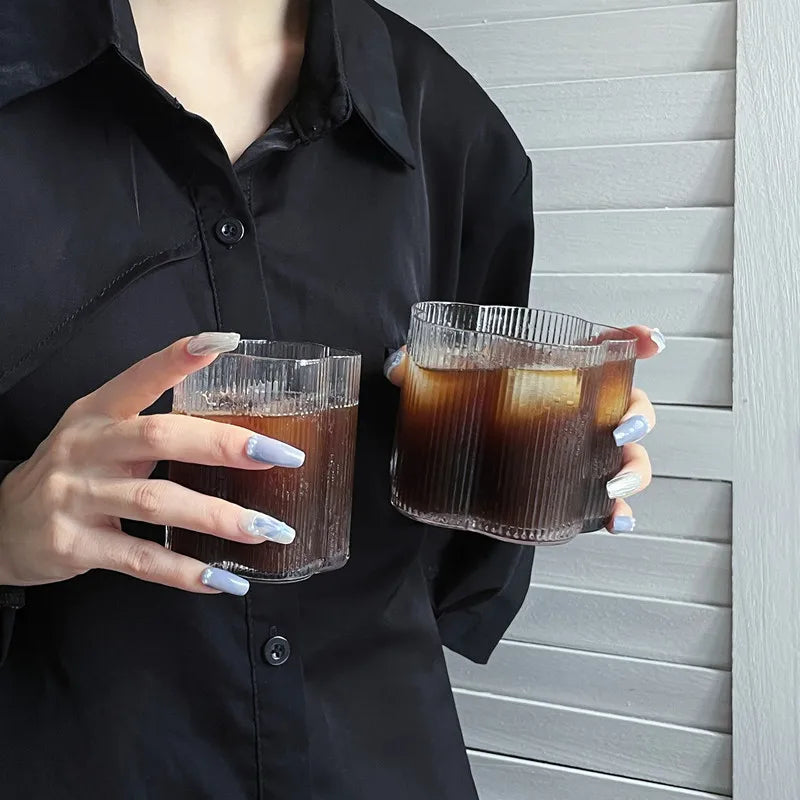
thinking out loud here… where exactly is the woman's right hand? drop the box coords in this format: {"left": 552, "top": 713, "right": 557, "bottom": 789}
{"left": 0, "top": 333, "right": 304, "bottom": 596}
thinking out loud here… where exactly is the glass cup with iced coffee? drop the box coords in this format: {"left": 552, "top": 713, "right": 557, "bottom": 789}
{"left": 167, "top": 341, "right": 361, "bottom": 581}
{"left": 390, "top": 303, "right": 636, "bottom": 545}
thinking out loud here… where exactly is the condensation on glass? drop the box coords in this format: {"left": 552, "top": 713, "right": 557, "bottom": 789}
{"left": 391, "top": 303, "right": 637, "bottom": 545}
{"left": 167, "top": 341, "right": 361, "bottom": 581}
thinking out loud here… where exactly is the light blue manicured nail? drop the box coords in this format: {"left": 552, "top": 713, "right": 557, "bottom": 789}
{"left": 186, "top": 331, "right": 241, "bottom": 356}
{"left": 245, "top": 435, "right": 305, "bottom": 468}
{"left": 650, "top": 328, "right": 666, "bottom": 354}
{"left": 239, "top": 510, "right": 295, "bottom": 544}
{"left": 613, "top": 414, "right": 650, "bottom": 446}
{"left": 383, "top": 349, "right": 405, "bottom": 379}
{"left": 611, "top": 515, "right": 636, "bottom": 534}
{"left": 201, "top": 567, "right": 250, "bottom": 596}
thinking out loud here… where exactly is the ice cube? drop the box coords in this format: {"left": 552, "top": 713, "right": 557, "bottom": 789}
{"left": 502, "top": 367, "right": 582, "bottom": 418}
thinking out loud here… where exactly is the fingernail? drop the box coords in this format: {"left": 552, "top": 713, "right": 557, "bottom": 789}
{"left": 650, "top": 328, "right": 666, "bottom": 354}
{"left": 613, "top": 414, "right": 650, "bottom": 446}
{"left": 200, "top": 566, "right": 250, "bottom": 596}
{"left": 607, "top": 472, "right": 643, "bottom": 500}
{"left": 187, "top": 332, "right": 241, "bottom": 356}
{"left": 239, "top": 510, "right": 296, "bottom": 544}
{"left": 246, "top": 434, "right": 305, "bottom": 468}
{"left": 610, "top": 515, "right": 636, "bottom": 534}
{"left": 383, "top": 349, "right": 405, "bottom": 379}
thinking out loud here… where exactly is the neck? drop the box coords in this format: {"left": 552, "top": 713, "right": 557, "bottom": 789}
{"left": 129, "top": 0, "right": 309, "bottom": 52}
{"left": 128, "top": 0, "right": 311, "bottom": 163}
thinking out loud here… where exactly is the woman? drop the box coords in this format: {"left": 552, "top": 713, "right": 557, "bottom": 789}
{"left": 0, "top": 1, "right": 659, "bottom": 797}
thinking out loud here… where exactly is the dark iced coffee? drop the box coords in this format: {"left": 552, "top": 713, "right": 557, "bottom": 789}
{"left": 390, "top": 303, "right": 637, "bottom": 545}
{"left": 392, "top": 361, "right": 590, "bottom": 542}
{"left": 166, "top": 341, "right": 360, "bottom": 581}
{"left": 169, "top": 405, "right": 358, "bottom": 581}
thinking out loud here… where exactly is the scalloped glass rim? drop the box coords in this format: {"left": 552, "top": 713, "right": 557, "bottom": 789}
{"left": 218, "top": 340, "right": 360, "bottom": 366}
{"left": 409, "top": 302, "right": 637, "bottom": 351}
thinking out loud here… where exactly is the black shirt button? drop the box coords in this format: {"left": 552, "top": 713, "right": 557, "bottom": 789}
{"left": 214, "top": 217, "right": 245, "bottom": 245}
{"left": 263, "top": 635, "right": 291, "bottom": 667}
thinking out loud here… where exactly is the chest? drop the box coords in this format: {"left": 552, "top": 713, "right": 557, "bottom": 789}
{"left": 141, "top": 54, "right": 303, "bottom": 164}
{"left": 0, "top": 80, "right": 450, "bottom": 451}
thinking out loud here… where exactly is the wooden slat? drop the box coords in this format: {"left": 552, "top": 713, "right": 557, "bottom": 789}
{"left": 534, "top": 532, "right": 731, "bottom": 605}
{"left": 529, "top": 274, "right": 732, "bottom": 337}
{"left": 529, "top": 140, "right": 734, "bottom": 211}
{"left": 468, "top": 751, "right": 731, "bottom": 800}
{"left": 381, "top": 0, "right": 728, "bottom": 28}
{"left": 491, "top": 71, "right": 735, "bottom": 149}
{"left": 634, "top": 477, "right": 731, "bottom": 544}
{"left": 455, "top": 690, "right": 732, "bottom": 793}
{"left": 636, "top": 338, "right": 731, "bottom": 407}
{"left": 448, "top": 641, "right": 732, "bottom": 730}
{"left": 509, "top": 585, "right": 731, "bottom": 668}
{"left": 648, "top": 406, "right": 732, "bottom": 481}
{"left": 430, "top": 4, "right": 736, "bottom": 86}
{"left": 534, "top": 208, "right": 733, "bottom": 274}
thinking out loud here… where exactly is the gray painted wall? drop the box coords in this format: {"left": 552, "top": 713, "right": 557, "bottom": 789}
{"left": 380, "top": 1, "right": 735, "bottom": 796}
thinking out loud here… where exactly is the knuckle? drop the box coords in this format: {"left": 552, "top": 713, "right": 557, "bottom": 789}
{"left": 209, "top": 427, "right": 240, "bottom": 464}
{"left": 63, "top": 396, "right": 89, "bottom": 420}
{"left": 130, "top": 482, "right": 164, "bottom": 517}
{"left": 40, "top": 472, "right": 73, "bottom": 509}
{"left": 125, "top": 542, "right": 162, "bottom": 579}
{"left": 206, "top": 502, "right": 232, "bottom": 536}
{"left": 139, "top": 415, "right": 172, "bottom": 452}
{"left": 47, "top": 428, "right": 80, "bottom": 464}
{"left": 49, "top": 523, "right": 78, "bottom": 561}
{"left": 626, "top": 443, "right": 650, "bottom": 471}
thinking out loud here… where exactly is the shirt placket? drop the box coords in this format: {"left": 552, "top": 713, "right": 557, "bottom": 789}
{"left": 188, "top": 142, "right": 313, "bottom": 799}
{"left": 185, "top": 142, "right": 272, "bottom": 339}
{"left": 246, "top": 587, "right": 312, "bottom": 799}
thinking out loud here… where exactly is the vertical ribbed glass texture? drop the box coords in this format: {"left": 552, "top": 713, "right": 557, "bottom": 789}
{"left": 167, "top": 341, "right": 361, "bottom": 581}
{"left": 390, "top": 303, "right": 636, "bottom": 545}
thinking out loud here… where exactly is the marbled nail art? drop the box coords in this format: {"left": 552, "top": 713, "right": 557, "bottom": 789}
{"left": 187, "top": 332, "right": 241, "bottom": 356}
{"left": 650, "top": 328, "right": 667, "bottom": 354}
{"left": 606, "top": 472, "right": 643, "bottom": 499}
{"left": 239, "top": 510, "right": 296, "bottom": 544}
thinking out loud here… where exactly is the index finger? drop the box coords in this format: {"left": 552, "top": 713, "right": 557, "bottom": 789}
{"left": 81, "top": 332, "right": 241, "bottom": 419}
{"left": 383, "top": 346, "right": 408, "bottom": 387}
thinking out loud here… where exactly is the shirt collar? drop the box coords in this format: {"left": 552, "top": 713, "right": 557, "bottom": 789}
{"left": 332, "top": 0, "right": 416, "bottom": 168}
{"left": 0, "top": 0, "right": 415, "bottom": 168}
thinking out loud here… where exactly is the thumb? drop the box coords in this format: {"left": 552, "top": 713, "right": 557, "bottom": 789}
{"left": 383, "top": 347, "right": 408, "bottom": 387}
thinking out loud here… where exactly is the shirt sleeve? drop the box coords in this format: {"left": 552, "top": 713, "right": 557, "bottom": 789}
{"left": 422, "top": 154, "right": 535, "bottom": 665}
{"left": 0, "top": 459, "right": 25, "bottom": 666}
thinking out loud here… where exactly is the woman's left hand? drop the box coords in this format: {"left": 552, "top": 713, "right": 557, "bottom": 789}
{"left": 384, "top": 325, "right": 665, "bottom": 535}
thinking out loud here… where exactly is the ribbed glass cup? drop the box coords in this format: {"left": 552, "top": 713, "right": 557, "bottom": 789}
{"left": 390, "top": 303, "right": 636, "bottom": 545}
{"left": 166, "top": 341, "right": 361, "bottom": 582}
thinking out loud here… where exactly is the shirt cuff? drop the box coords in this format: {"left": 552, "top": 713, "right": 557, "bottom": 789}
{"left": 0, "top": 587, "right": 24, "bottom": 609}
{"left": 423, "top": 530, "right": 535, "bottom": 665}
{"left": 0, "top": 460, "right": 25, "bottom": 664}
{"left": 0, "top": 589, "right": 23, "bottom": 665}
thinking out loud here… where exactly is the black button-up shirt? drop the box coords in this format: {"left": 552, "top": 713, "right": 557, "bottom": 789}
{"left": 0, "top": 1, "right": 535, "bottom": 797}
